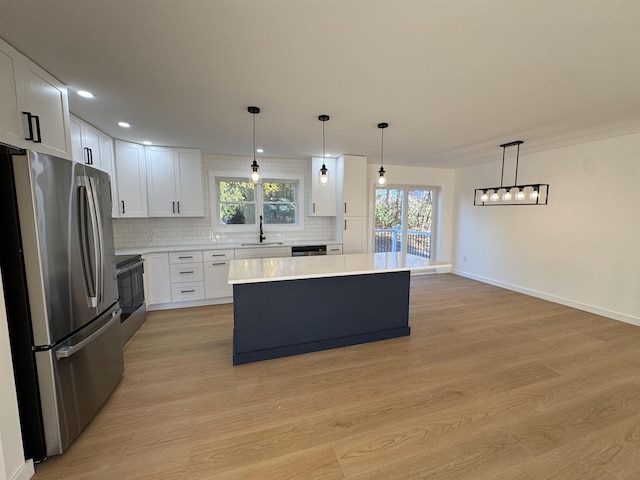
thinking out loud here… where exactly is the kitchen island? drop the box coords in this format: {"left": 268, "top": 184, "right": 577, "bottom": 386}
{"left": 228, "top": 252, "right": 451, "bottom": 365}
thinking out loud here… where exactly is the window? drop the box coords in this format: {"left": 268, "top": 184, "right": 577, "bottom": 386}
{"left": 374, "top": 186, "right": 436, "bottom": 258}
{"left": 262, "top": 181, "right": 297, "bottom": 224}
{"left": 212, "top": 174, "right": 303, "bottom": 230}
{"left": 219, "top": 180, "right": 256, "bottom": 225}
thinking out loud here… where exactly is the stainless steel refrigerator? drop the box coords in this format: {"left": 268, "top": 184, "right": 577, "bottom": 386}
{"left": 0, "top": 146, "right": 123, "bottom": 461}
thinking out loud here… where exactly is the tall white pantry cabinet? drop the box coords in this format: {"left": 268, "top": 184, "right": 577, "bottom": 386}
{"left": 337, "top": 155, "right": 368, "bottom": 254}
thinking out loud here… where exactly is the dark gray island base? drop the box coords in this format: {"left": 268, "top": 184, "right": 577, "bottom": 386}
{"left": 232, "top": 271, "right": 410, "bottom": 365}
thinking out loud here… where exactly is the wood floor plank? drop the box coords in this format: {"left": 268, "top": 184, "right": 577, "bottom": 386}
{"left": 31, "top": 273, "right": 640, "bottom": 479}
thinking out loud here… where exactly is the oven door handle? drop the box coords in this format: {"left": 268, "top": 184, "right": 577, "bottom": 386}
{"left": 116, "top": 259, "right": 145, "bottom": 275}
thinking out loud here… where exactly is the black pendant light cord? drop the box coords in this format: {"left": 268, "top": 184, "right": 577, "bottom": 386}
{"left": 252, "top": 111, "right": 256, "bottom": 161}
{"left": 380, "top": 126, "right": 385, "bottom": 168}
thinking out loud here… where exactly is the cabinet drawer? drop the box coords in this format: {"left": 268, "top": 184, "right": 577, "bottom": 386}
{"left": 171, "top": 281, "right": 204, "bottom": 302}
{"left": 170, "top": 263, "right": 203, "bottom": 283}
{"left": 326, "top": 244, "right": 343, "bottom": 255}
{"left": 203, "top": 249, "right": 234, "bottom": 262}
{"left": 169, "top": 251, "right": 203, "bottom": 264}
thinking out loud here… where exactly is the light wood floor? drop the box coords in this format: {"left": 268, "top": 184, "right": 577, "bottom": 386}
{"left": 33, "top": 274, "right": 640, "bottom": 479}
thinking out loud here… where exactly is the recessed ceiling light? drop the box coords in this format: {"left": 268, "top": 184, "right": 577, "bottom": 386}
{"left": 118, "top": 122, "right": 131, "bottom": 128}
{"left": 77, "top": 90, "right": 95, "bottom": 98}
{"left": 142, "top": 141, "right": 152, "bottom": 145}
{"left": 256, "top": 148, "right": 264, "bottom": 153}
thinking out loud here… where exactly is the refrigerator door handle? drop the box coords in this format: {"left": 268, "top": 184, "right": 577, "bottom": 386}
{"left": 78, "top": 184, "right": 99, "bottom": 307}
{"left": 55, "top": 309, "right": 121, "bottom": 359}
{"left": 88, "top": 177, "right": 105, "bottom": 304}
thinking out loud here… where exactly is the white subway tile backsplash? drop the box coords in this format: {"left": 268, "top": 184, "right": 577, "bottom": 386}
{"left": 113, "top": 153, "right": 336, "bottom": 249}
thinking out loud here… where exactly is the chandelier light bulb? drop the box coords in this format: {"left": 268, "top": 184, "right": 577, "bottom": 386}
{"left": 530, "top": 188, "right": 539, "bottom": 200}
{"left": 516, "top": 188, "right": 525, "bottom": 201}
{"left": 490, "top": 190, "right": 499, "bottom": 201}
{"left": 503, "top": 189, "right": 512, "bottom": 201}
{"left": 481, "top": 190, "right": 488, "bottom": 202}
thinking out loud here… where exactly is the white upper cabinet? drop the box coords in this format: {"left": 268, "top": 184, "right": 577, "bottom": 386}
{"left": 70, "top": 114, "right": 118, "bottom": 216}
{"left": 309, "top": 157, "right": 336, "bottom": 216}
{"left": 115, "top": 140, "right": 148, "bottom": 217}
{"left": 0, "top": 45, "right": 23, "bottom": 147}
{"left": 70, "top": 114, "right": 104, "bottom": 169}
{"left": 0, "top": 38, "right": 71, "bottom": 158}
{"left": 146, "top": 146, "right": 204, "bottom": 217}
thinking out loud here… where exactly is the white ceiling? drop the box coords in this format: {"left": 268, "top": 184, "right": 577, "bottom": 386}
{"left": 1, "top": 0, "right": 639, "bottom": 168}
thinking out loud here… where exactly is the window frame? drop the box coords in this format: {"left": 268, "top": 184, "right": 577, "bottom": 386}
{"left": 210, "top": 172, "right": 305, "bottom": 233}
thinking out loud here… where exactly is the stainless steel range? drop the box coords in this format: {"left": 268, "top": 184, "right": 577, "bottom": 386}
{"left": 115, "top": 254, "right": 147, "bottom": 344}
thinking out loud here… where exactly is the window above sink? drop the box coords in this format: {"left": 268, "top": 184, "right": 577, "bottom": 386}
{"left": 210, "top": 172, "right": 305, "bottom": 233}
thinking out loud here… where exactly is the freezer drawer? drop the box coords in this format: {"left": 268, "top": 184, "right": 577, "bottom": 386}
{"left": 35, "top": 307, "right": 123, "bottom": 456}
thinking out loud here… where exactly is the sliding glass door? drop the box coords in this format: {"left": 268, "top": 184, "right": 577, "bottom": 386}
{"left": 374, "top": 187, "right": 435, "bottom": 258}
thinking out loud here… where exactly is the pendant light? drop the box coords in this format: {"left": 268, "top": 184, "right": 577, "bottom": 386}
{"left": 377, "top": 122, "right": 388, "bottom": 186}
{"left": 248, "top": 106, "right": 260, "bottom": 183}
{"left": 318, "top": 114, "right": 330, "bottom": 185}
{"left": 474, "top": 140, "right": 550, "bottom": 206}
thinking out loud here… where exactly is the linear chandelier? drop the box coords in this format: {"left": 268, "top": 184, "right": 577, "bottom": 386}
{"left": 474, "top": 140, "right": 549, "bottom": 206}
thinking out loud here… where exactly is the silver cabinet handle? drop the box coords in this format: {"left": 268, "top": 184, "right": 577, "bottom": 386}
{"left": 178, "top": 256, "right": 193, "bottom": 259}
{"left": 211, "top": 262, "right": 226, "bottom": 266}
{"left": 181, "top": 289, "right": 195, "bottom": 293}
{"left": 179, "top": 270, "right": 194, "bottom": 274}
{"left": 210, "top": 253, "right": 226, "bottom": 257}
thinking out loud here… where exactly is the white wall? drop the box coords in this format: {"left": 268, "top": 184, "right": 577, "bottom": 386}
{"left": 453, "top": 133, "right": 640, "bottom": 325}
{"left": 0, "top": 275, "right": 34, "bottom": 480}
{"left": 367, "top": 164, "right": 455, "bottom": 263}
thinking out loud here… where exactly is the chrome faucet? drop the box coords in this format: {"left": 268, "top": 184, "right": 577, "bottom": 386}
{"left": 259, "top": 215, "right": 266, "bottom": 243}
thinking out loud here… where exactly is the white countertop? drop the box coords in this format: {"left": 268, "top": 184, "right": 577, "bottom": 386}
{"left": 115, "top": 240, "right": 339, "bottom": 256}
{"left": 228, "top": 252, "right": 452, "bottom": 284}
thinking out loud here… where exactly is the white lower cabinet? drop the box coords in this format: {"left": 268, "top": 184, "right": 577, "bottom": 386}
{"left": 234, "top": 246, "right": 292, "bottom": 259}
{"left": 171, "top": 282, "right": 205, "bottom": 302}
{"left": 342, "top": 217, "right": 367, "bottom": 254}
{"left": 169, "top": 252, "right": 204, "bottom": 302}
{"left": 203, "top": 249, "right": 234, "bottom": 299}
{"left": 326, "top": 244, "right": 343, "bottom": 255}
{"left": 144, "top": 253, "right": 172, "bottom": 305}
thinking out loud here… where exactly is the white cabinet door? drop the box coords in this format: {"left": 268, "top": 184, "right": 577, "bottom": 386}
{"left": 174, "top": 148, "right": 204, "bottom": 216}
{"left": 339, "top": 155, "right": 367, "bottom": 216}
{"left": 69, "top": 115, "right": 84, "bottom": 163}
{"left": 342, "top": 217, "right": 367, "bottom": 254}
{"left": 15, "top": 57, "right": 71, "bottom": 158}
{"left": 0, "top": 44, "right": 23, "bottom": 147}
{"left": 309, "top": 157, "right": 336, "bottom": 216}
{"left": 146, "top": 146, "right": 203, "bottom": 217}
{"left": 146, "top": 145, "right": 176, "bottom": 216}
{"left": 204, "top": 261, "right": 233, "bottom": 298}
{"left": 203, "top": 249, "right": 234, "bottom": 299}
{"left": 115, "top": 140, "right": 148, "bottom": 217}
{"left": 82, "top": 123, "right": 102, "bottom": 168}
{"left": 99, "top": 133, "right": 119, "bottom": 217}
{"left": 145, "top": 253, "right": 172, "bottom": 305}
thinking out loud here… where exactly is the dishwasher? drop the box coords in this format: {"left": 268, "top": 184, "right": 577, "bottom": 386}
{"left": 291, "top": 245, "right": 327, "bottom": 256}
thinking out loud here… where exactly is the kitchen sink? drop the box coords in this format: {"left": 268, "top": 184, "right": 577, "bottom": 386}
{"left": 240, "top": 242, "right": 284, "bottom": 246}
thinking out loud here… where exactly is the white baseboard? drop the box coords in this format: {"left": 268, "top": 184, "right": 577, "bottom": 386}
{"left": 452, "top": 269, "right": 640, "bottom": 327}
{"left": 10, "top": 460, "right": 34, "bottom": 480}
{"left": 147, "top": 296, "right": 232, "bottom": 312}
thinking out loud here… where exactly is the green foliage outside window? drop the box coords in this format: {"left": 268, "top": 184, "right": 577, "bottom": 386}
{"left": 263, "top": 181, "right": 296, "bottom": 224}
{"left": 218, "top": 179, "right": 298, "bottom": 225}
{"left": 219, "top": 180, "right": 256, "bottom": 224}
